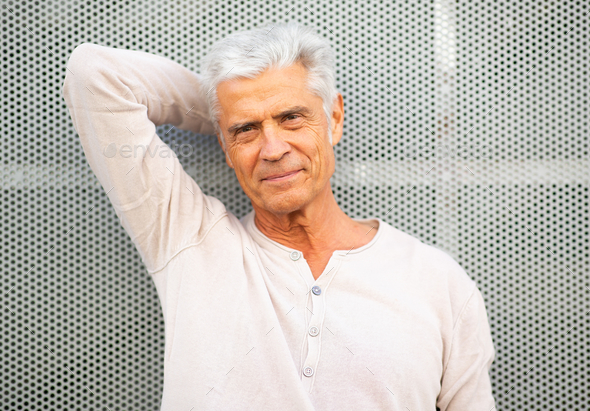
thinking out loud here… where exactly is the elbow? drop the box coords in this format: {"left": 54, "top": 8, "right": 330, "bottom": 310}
{"left": 64, "top": 43, "right": 101, "bottom": 81}
{"left": 62, "top": 43, "right": 99, "bottom": 102}
{"left": 62, "top": 43, "right": 123, "bottom": 107}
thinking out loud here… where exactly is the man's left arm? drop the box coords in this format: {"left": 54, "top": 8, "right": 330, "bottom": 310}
{"left": 437, "top": 285, "right": 496, "bottom": 410}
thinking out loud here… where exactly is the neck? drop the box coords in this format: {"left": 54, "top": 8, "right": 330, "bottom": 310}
{"left": 253, "top": 183, "right": 356, "bottom": 255}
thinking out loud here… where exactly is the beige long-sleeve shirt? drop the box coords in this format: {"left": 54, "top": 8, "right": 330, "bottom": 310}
{"left": 62, "top": 43, "right": 496, "bottom": 411}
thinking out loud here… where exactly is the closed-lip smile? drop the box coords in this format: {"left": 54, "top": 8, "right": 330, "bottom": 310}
{"left": 262, "top": 169, "right": 301, "bottom": 181}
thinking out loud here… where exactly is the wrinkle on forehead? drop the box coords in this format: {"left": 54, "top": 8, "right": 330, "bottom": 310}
{"left": 216, "top": 63, "right": 315, "bottom": 129}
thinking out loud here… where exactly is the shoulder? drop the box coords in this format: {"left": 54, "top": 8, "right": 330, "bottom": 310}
{"left": 377, "top": 220, "right": 467, "bottom": 275}
{"left": 375, "top": 220, "right": 478, "bottom": 317}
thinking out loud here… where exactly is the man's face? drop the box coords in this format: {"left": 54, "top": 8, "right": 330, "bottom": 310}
{"left": 215, "top": 63, "right": 344, "bottom": 216}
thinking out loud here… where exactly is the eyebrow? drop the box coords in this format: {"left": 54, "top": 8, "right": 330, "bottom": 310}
{"left": 227, "top": 106, "right": 312, "bottom": 135}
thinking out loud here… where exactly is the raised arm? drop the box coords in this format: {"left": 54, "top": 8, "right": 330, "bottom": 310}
{"left": 62, "top": 43, "right": 226, "bottom": 273}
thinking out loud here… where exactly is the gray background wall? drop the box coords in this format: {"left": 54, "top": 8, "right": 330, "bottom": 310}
{"left": 1, "top": 0, "right": 588, "bottom": 409}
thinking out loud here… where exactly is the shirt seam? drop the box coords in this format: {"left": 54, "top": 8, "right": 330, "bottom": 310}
{"left": 146, "top": 211, "right": 229, "bottom": 275}
{"left": 451, "top": 282, "right": 477, "bottom": 331}
{"left": 113, "top": 187, "right": 153, "bottom": 211}
{"left": 442, "top": 282, "right": 478, "bottom": 376}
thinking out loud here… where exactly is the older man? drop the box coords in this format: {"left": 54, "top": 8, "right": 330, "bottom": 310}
{"left": 63, "top": 22, "right": 495, "bottom": 410}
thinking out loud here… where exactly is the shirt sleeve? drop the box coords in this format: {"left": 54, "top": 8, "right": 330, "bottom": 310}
{"left": 437, "top": 285, "right": 496, "bottom": 410}
{"left": 62, "top": 43, "right": 227, "bottom": 274}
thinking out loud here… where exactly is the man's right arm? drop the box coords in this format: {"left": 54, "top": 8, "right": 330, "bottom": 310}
{"left": 62, "top": 43, "right": 227, "bottom": 273}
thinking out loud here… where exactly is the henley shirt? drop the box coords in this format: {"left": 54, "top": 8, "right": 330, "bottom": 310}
{"left": 62, "top": 43, "right": 496, "bottom": 411}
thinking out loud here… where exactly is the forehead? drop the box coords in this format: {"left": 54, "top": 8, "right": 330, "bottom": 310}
{"left": 215, "top": 63, "right": 321, "bottom": 123}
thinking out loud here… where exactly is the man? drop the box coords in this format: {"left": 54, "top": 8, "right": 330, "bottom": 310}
{"left": 63, "top": 22, "right": 495, "bottom": 410}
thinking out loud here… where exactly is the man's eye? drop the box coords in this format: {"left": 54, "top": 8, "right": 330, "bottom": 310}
{"left": 285, "top": 114, "right": 300, "bottom": 121}
{"left": 238, "top": 126, "right": 253, "bottom": 134}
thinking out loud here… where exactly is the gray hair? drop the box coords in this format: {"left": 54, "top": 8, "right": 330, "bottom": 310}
{"left": 200, "top": 21, "right": 337, "bottom": 147}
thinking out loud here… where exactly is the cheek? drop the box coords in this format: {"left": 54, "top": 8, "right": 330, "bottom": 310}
{"left": 309, "top": 138, "right": 333, "bottom": 170}
{"left": 231, "top": 149, "right": 258, "bottom": 180}
{"left": 302, "top": 126, "right": 330, "bottom": 159}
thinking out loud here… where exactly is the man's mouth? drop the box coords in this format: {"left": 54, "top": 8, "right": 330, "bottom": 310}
{"left": 262, "top": 169, "right": 302, "bottom": 182}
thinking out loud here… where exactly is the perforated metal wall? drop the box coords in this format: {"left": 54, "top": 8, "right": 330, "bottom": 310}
{"left": 1, "top": 0, "right": 588, "bottom": 410}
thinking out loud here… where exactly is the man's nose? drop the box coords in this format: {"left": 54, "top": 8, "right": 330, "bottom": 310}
{"left": 259, "top": 126, "right": 291, "bottom": 162}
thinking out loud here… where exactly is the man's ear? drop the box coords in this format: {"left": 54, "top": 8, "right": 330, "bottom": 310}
{"left": 216, "top": 133, "right": 234, "bottom": 168}
{"left": 330, "top": 93, "right": 344, "bottom": 146}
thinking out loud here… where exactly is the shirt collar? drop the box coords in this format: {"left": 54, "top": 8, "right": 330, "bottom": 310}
{"left": 240, "top": 210, "right": 384, "bottom": 258}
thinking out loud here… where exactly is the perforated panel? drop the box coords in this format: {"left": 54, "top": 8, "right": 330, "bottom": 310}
{"left": 1, "top": 1, "right": 588, "bottom": 410}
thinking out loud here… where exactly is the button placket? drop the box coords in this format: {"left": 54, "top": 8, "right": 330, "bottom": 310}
{"left": 301, "top": 279, "right": 326, "bottom": 393}
{"left": 296, "top": 253, "right": 342, "bottom": 392}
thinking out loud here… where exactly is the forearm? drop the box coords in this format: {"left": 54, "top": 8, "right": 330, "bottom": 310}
{"left": 63, "top": 43, "right": 214, "bottom": 134}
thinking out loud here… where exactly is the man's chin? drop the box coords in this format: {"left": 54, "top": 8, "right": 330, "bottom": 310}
{"left": 254, "top": 192, "right": 310, "bottom": 216}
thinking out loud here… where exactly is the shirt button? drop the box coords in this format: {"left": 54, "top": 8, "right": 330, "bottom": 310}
{"left": 309, "top": 326, "right": 320, "bottom": 337}
{"left": 303, "top": 366, "right": 314, "bottom": 377}
{"left": 290, "top": 251, "right": 301, "bottom": 261}
{"left": 312, "top": 285, "right": 322, "bottom": 295}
